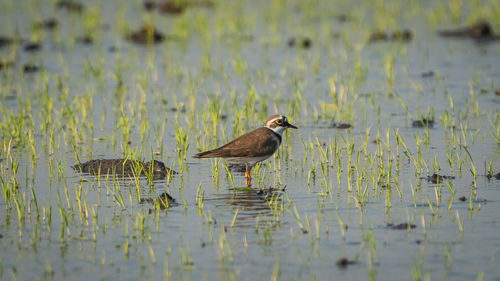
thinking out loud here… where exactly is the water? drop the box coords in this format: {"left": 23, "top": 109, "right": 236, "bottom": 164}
{"left": 1, "top": 0, "right": 500, "bottom": 280}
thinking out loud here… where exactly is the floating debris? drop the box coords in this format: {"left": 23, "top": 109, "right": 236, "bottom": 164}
{"left": 424, "top": 173, "right": 455, "bottom": 184}
{"left": 23, "top": 64, "right": 40, "bottom": 73}
{"left": 24, "top": 42, "right": 41, "bottom": 52}
{"left": 56, "top": 0, "right": 84, "bottom": 12}
{"left": 127, "top": 26, "right": 165, "bottom": 44}
{"left": 336, "top": 258, "right": 356, "bottom": 269}
{"left": 370, "top": 29, "right": 413, "bottom": 42}
{"left": 412, "top": 118, "right": 435, "bottom": 128}
{"left": 287, "top": 37, "right": 312, "bottom": 49}
{"left": 141, "top": 192, "right": 177, "bottom": 209}
{"left": 34, "top": 18, "right": 59, "bottom": 30}
{"left": 387, "top": 223, "right": 416, "bottom": 230}
{"left": 459, "top": 196, "right": 467, "bottom": 202}
{"left": 439, "top": 20, "right": 499, "bottom": 41}
{"left": 73, "top": 159, "right": 176, "bottom": 179}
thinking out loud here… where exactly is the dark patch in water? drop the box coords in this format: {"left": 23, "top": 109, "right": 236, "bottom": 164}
{"left": 370, "top": 29, "right": 413, "bottom": 42}
{"left": 495, "top": 89, "right": 500, "bottom": 96}
{"left": 387, "top": 223, "right": 416, "bottom": 230}
{"left": 144, "top": 1, "right": 157, "bottom": 11}
{"left": 287, "top": 37, "right": 312, "bottom": 49}
{"left": 330, "top": 123, "right": 352, "bottom": 129}
{"left": 127, "top": 26, "right": 165, "bottom": 44}
{"left": 34, "top": 18, "right": 59, "bottom": 30}
{"left": 421, "top": 71, "right": 434, "bottom": 78}
{"left": 73, "top": 159, "right": 176, "bottom": 180}
{"left": 0, "top": 36, "right": 14, "bottom": 48}
{"left": 141, "top": 192, "right": 177, "bottom": 209}
{"left": 336, "top": 257, "right": 356, "bottom": 269}
{"left": 412, "top": 118, "right": 435, "bottom": 128}
{"left": 439, "top": 20, "right": 500, "bottom": 42}
{"left": 335, "top": 14, "right": 351, "bottom": 23}
{"left": 56, "top": 0, "right": 84, "bottom": 12}
{"left": 24, "top": 42, "right": 41, "bottom": 52}
{"left": 423, "top": 173, "right": 455, "bottom": 184}
{"left": 155, "top": 0, "right": 215, "bottom": 14}
{"left": 486, "top": 171, "right": 500, "bottom": 180}
{"left": 23, "top": 64, "right": 40, "bottom": 73}
{"left": 158, "top": 1, "right": 186, "bottom": 14}
{"left": 76, "top": 35, "right": 93, "bottom": 45}
{"left": 459, "top": 196, "right": 467, "bottom": 202}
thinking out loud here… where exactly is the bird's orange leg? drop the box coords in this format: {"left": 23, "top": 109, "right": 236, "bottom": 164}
{"left": 245, "top": 167, "right": 252, "bottom": 187}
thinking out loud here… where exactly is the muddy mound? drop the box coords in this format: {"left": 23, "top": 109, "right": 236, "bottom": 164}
{"left": 73, "top": 159, "right": 176, "bottom": 179}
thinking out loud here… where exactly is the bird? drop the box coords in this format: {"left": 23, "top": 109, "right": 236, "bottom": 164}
{"left": 194, "top": 114, "right": 297, "bottom": 187}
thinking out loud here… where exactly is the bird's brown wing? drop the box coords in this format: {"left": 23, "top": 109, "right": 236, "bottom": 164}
{"left": 194, "top": 127, "right": 279, "bottom": 158}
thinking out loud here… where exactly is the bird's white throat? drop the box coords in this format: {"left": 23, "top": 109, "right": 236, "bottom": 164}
{"left": 265, "top": 125, "right": 287, "bottom": 136}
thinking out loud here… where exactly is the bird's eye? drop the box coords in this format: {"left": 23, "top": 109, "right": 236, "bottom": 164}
{"left": 276, "top": 119, "right": 283, "bottom": 125}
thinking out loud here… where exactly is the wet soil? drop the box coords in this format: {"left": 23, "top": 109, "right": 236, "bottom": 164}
{"left": 387, "top": 223, "right": 416, "bottom": 230}
{"left": 141, "top": 192, "right": 177, "bottom": 209}
{"left": 424, "top": 173, "right": 455, "bottom": 184}
{"left": 412, "top": 118, "right": 435, "bottom": 128}
{"left": 127, "top": 26, "right": 165, "bottom": 44}
{"left": 439, "top": 20, "right": 500, "bottom": 41}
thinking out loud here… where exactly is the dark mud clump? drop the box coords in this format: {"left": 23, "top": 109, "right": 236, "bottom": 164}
{"left": 141, "top": 192, "right": 177, "bottom": 209}
{"left": 158, "top": 1, "right": 186, "bottom": 14}
{"left": 336, "top": 258, "right": 357, "bottom": 269}
{"left": 0, "top": 36, "right": 14, "bottom": 48}
{"left": 459, "top": 196, "right": 467, "bottom": 202}
{"left": 424, "top": 173, "right": 455, "bottom": 184}
{"left": 330, "top": 123, "right": 352, "bottom": 129}
{"left": 486, "top": 171, "right": 500, "bottom": 180}
{"left": 387, "top": 223, "right": 416, "bottom": 230}
{"left": 370, "top": 29, "right": 413, "bottom": 42}
{"left": 412, "top": 118, "right": 435, "bottom": 128}
{"left": 421, "top": 71, "right": 434, "bottom": 78}
{"left": 76, "top": 35, "right": 93, "bottom": 45}
{"left": 369, "top": 30, "right": 413, "bottom": 42}
{"left": 144, "top": 1, "right": 157, "bottom": 11}
{"left": 23, "top": 64, "right": 40, "bottom": 73}
{"left": 127, "top": 26, "right": 165, "bottom": 44}
{"left": 24, "top": 42, "right": 42, "bottom": 52}
{"left": 335, "top": 14, "right": 351, "bottom": 23}
{"left": 56, "top": 0, "right": 84, "bottom": 12}
{"left": 439, "top": 20, "right": 499, "bottom": 41}
{"left": 34, "top": 18, "right": 59, "bottom": 30}
{"left": 155, "top": 1, "right": 215, "bottom": 14}
{"left": 73, "top": 159, "right": 176, "bottom": 180}
{"left": 287, "top": 37, "right": 312, "bottom": 49}
{"left": 495, "top": 88, "right": 500, "bottom": 96}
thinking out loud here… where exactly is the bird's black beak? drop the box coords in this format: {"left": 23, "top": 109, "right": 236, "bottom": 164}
{"left": 285, "top": 122, "right": 298, "bottom": 129}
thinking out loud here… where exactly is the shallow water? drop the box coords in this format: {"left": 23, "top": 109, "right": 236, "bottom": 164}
{"left": 1, "top": 0, "right": 500, "bottom": 280}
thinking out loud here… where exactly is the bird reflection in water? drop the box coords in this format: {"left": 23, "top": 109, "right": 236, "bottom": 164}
{"left": 205, "top": 186, "right": 286, "bottom": 229}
